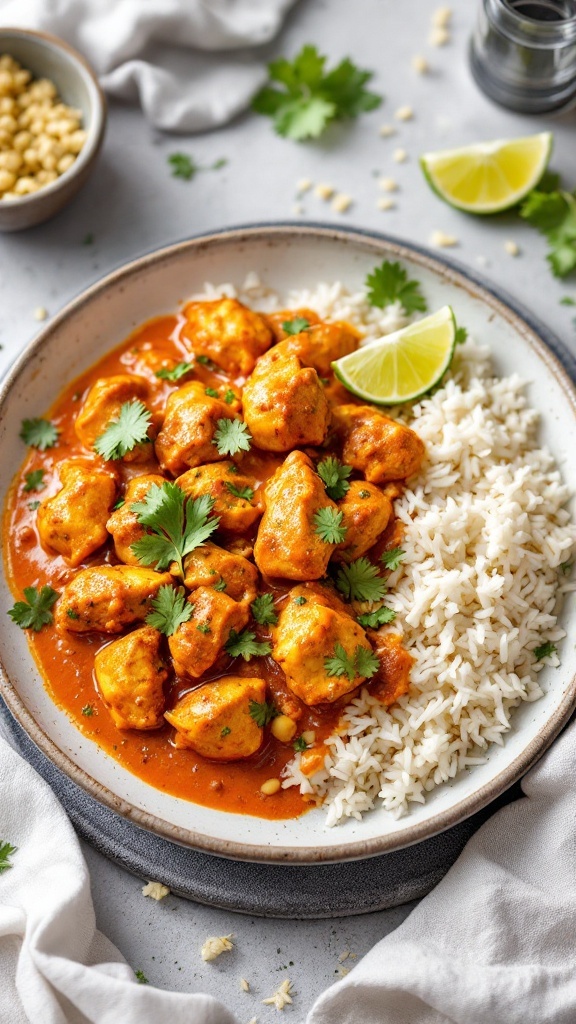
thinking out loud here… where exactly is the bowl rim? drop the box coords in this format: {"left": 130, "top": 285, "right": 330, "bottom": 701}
{"left": 0, "top": 26, "right": 106, "bottom": 207}
{"left": 1, "top": 220, "right": 576, "bottom": 864}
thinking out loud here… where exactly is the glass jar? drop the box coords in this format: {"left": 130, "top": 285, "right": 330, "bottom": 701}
{"left": 470, "top": 0, "right": 576, "bottom": 113}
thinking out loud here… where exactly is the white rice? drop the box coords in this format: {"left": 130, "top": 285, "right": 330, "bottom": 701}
{"left": 192, "top": 274, "right": 576, "bottom": 826}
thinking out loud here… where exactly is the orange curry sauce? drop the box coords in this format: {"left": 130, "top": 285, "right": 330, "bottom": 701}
{"left": 3, "top": 312, "right": 406, "bottom": 820}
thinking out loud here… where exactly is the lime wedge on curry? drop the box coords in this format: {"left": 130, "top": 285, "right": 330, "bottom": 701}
{"left": 420, "top": 132, "right": 553, "bottom": 214}
{"left": 332, "top": 306, "right": 456, "bottom": 405}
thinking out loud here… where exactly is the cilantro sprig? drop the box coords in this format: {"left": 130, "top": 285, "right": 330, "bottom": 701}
{"left": 282, "top": 316, "right": 311, "bottom": 335}
{"left": 23, "top": 469, "right": 45, "bottom": 492}
{"left": 520, "top": 186, "right": 576, "bottom": 278}
{"left": 225, "top": 629, "right": 272, "bottom": 661}
{"left": 19, "top": 418, "right": 59, "bottom": 451}
{"left": 146, "top": 584, "right": 192, "bottom": 636}
{"left": 168, "top": 153, "right": 227, "bottom": 181}
{"left": 94, "top": 400, "right": 152, "bottom": 461}
{"left": 130, "top": 483, "right": 219, "bottom": 578}
{"left": 366, "top": 260, "right": 427, "bottom": 315}
{"left": 317, "top": 456, "right": 352, "bottom": 501}
{"left": 251, "top": 593, "right": 278, "bottom": 626}
{"left": 381, "top": 547, "right": 406, "bottom": 571}
{"left": 357, "top": 606, "right": 396, "bottom": 628}
{"left": 8, "top": 585, "right": 59, "bottom": 632}
{"left": 533, "top": 641, "right": 558, "bottom": 662}
{"left": 313, "top": 507, "right": 347, "bottom": 544}
{"left": 324, "top": 643, "right": 379, "bottom": 682}
{"left": 225, "top": 481, "right": 254, "bottom": 501}
{"left": 248, "top": 700, "right": 279, "bottom": 727}
{"left": 335, "top": 557, "right": 387, "bottom": 603}
{"left": 214, "top": 419, "right": 252, "bottom": 457}
{"left": 155, "top": 362, "right": 194, "bottom": 382}
{"left": 0, "top": 841, "right": 17, "bottom": 874}
{"left": 252, "top": 44, "right": 381, "bottom": 141}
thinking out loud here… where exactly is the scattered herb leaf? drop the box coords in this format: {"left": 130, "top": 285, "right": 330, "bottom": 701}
{"left": 293, "top": 595, "right": 307, "bottom": 605}
{"left": 336, "top": 557, "right": 387, "bottom": 603}
{"left": 251, "top": 593, "right": 278, "bottom": 626}
{"left": 205, "top": 386, "right": 219, "bottom": 398}
{"left": 196, "top": 622, "right": 211, "bottom": 634}
{"left": 155, "top": 362, "right": 194, "bottom": 382}
{"left": 94, "top": 400, "right": 152, "bottom": 461}
{"left": 533, "top": 641, "right": 558, "bottom": 661}
{"left": 520, "top": 187, "right": 576, "bottom": 278}
{"left": 224, "top": 389, "right": 236, "bottom": 404}
{"left": 135, "top": 969, "right": 149, "bottom": 985}
{"left": 221, "top": 726, "right": 231, "bottom": 738}
{"left": 196, "top": 355, "right": 216, "bottom": 368}
{"left": 293, "top": 735, "right": 308, "bottom": 752}
{"left": 317, "top": 456, "right": 352, "bottom": 500}
{"left": 313, "top": 507, "right": 347, "bottom": 544}
{"left": 8, "top": 585, "right": 59, "bottom": 632}
{"left": 27, "top": 500, "right": 41, "bottom": 511}
{"left": 130, "top": 483, "right": 219, "bottom": 578}
{"left": 168, "top": 153, "right": 198, "bottom": 180}
{"left": 380, "top": 547, "right": 406, "bottom": 571}
{"left": 225, "top": 481, "right": 254, "bottom": 501}
{"left": 213, "top": 577, "right": 227, "bottom": 592}
{"left": 248, "top": 699, "right": 278, "bottom": 727}
{"left": 354, "top": 645, "right": 381, "bottom": 677}
{"left": 23, "top": 469, "right": 45, "bottom": 492}
{"left": 357, "top": 606, "right": 396, "bottom": 628}
{"left": 560, "top": 561, "right": 573, "bottom": 575}
{"left": 324, "top": 643, "right": 379, "bottom": 681}
{"left": 225, "top": 629, "right": 272, "bottom": 661}
{"left": 146, "top": 584, "right": 192, "bottom": 636}
{"left": 112, "top": 498, "right": 125, "bottom": 511}
{"left": 0, "top": 841, "right": 17, "bottom": 874}
{"left": 366, "top": 260, "right": 427, "bottom": 314}
{"left": 19, "top": 418, "right": 59, "bottom": 451}
{"left": 455, "top": 325, "right": 468, "bottom": 345}
{"left": 81, "top": 704, "right": 95, "bottom": 717}
{"left": 67, "top": 608, "right": 79, "bottom": 620}
{"left": 282, "top": 316, "right": 311, "bottom": 335}
{"left": 214, "top": 418, "right": 252, "bottom": 457}
{"left": 560, "top": 297, "right": 576, "bottom": 306}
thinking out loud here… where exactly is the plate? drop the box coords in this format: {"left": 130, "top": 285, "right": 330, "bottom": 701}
{"left": 1, "top": 223, "right": 576, "bottom": 864}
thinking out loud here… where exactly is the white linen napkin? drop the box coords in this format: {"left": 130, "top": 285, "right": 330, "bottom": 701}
{"left": 0, "top": 0, "right": 297, "bottom": 130}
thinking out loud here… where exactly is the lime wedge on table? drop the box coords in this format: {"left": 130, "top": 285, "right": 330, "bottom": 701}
{"left": 332, "top": 306, "right": 456, "bottom": 405}
{"left": 420, "top": 132, "right": 553, "bottom": 214}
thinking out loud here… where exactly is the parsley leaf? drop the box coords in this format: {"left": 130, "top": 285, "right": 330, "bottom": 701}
{"left": 354, "top": 645, "right": 380, "bottom": 677}
{"left": 251, "top": 593, "right": 278, "bottom": 626}
{"left": 455, "top": 325, "right": 468, "bottom": 345}
{"left": 81, "top": 704, "right": 95, "bottom": 717}
{"left": 168, "top": 153, "right": 198, "bottom": 180}
{"left": 365, "top": 260, "right": 427, "bottom": 314}
{"left": 317, "top": 456, "right": 352, "bottom": 500}
{"left": 248, "top": 699, "right": 278, "bottom": 727}
{"left": 252, "top": 44, "right": 381, "bottom": 141}
{"left": 225, "top": 481, "right": 254, "bottom": 501}
{"left": 155, "top": 362, "right": 194, "bottom": 382}
{"left": 324, "top": 643, "right": 379, "bottom": 682}
{"left": 533, "top": 641, "right": 558, "bottom": 662}
{"left": 357, "top": 606, "right": 396, "bottom": 628}
{"left": 282, "top": 316, "right": 311, "bottom": 335}
{"left": 135, "top": 969, "right": 149, "bottom": 985}
{"left": 225, "top": 629, "right": 272, "bottom": 661}
{"left": 520, "top": 188, "right": 576, "bottom": 278}
{"left": 0, "top": 841, "right": 17, "bottom": 874}
{"left": 214, "top": 418, "right": 252, "bottom": 456}
{"left": 336, "top": 557, "right": 387, "bottom": 603}
{"left": 293, "top": 735, "right": 308, "bottom": 752}
{"left": 8, "top": 585, "right": 59, "bottom": 631}
{"left": 94, "top": 400, "right": 152, "bottom": 461}
{"left": 130, "top": 483, "right": 219, "bottom": 578}
{"left": 146, "top": 584, "right": 192, "bottom": 636}
{"left": 19, "top": 418, "right": 59, "bottom": 450}
{"left": 313, "top": 507, "right": 347, "bottom": 544}
{"left": 381, "top": 547, "right": 406, "bottom": 571}
{"left": 23, "top": 469, "right": 45, "bottom": 492}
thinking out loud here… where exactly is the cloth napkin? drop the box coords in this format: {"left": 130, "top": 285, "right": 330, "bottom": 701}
{"left": 2, "top": 714, "right": 576, "bottom": 1024}
{"left": 0, "top": 0, "right": 297, "bottom": 130}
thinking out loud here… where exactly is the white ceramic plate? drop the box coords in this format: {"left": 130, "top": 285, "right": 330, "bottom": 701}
{"left": 1, "top": 224, "right": 576, "bottom": 864}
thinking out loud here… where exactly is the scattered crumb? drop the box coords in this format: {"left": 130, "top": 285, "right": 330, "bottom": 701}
{"left": 377, "top": 197, "right": 396, "bottom": 211}
{"left": 337, "top": 966, "right": 350, "bottom": 978}
{"left": 332, "top": 193, "right": 353, "bottom": 214}
{"left": 394, "top": 105, "right": 413, "bottom": 122}
{"left": 378, "top": 124, "right": 396, "bottom": 137}
{"left": 240, "top": 978, "right": 250, "bottom": 992}
{"left": 338, "top": 951, "right": 350, "bottom": 962}
{"left": 432, "top": 6, "right": 452, "bottom": 27}
{"left": 292, "top": 203, "right": 304, "bottom": 216}
{"left": 142, "top": 881, "right": 170, "bottom": 901}
{"left": 33, "top": 306, "right": 48, "bottom": 321}
{"left": 430, "top": 229, "right": 458, "bottom": 247}
{"left": 504, "top": 239, "right": 520, "bottom": 257}
{"left": 411, "top": 55, "right": 429, "bottom": 74}
{"left": 430, "top": 26, "right": 450, "bottom": 46}
{"left": 315, "top": 183, "right": 335, "bottom": 201}
{"left": 378, "top": 176, "right": 398, "bottom": 192}
{"left": 393, "top": 148, "right": 408, "bottom": 163}
{"left": 296, "top": 177, "right": 312, "bottom": 194}
{"left": 247, "top": 1018, "right": 258, "bottom": 1024}
{"left": 262, "top": 978, "right": 293, "bottom": 1011}
{"left": 201, "top": 935, "right": 234, "bottom": 962}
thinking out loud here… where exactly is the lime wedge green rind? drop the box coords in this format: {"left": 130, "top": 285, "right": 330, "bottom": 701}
{"left": 420, "top": 132, "right": 553, "bottom": 215}
{"left": 332, "top": 306, "right": 456, "bottom": 406}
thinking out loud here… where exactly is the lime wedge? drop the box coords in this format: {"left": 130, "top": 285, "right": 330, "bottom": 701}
{"left": 420, "top": 132, "right": 553, "bottom": 214}
{"left": 332, "top": 306, "right": 456, "bottom": 405}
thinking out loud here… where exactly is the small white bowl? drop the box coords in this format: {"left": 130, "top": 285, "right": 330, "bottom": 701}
{"left": 0, "top": 28, "right": 106, "bottom": 232}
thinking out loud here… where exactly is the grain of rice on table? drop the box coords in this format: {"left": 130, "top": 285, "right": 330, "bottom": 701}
{"left": 192, "top": 275, "right": 576, "bottom": 826}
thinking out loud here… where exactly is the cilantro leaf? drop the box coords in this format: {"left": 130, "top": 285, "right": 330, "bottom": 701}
{"left": 293, "top": 735, "right": 308, "bottom": 752}
{"left": 248, "top": 699, "right": 278, "bottom": 727}
{"left": 225, "top": 629, "right": 272, "bottom": 661}
{"left": 28, "top": 500, "right": 41, "bottom": 511}
{"left": 135, "top": 969, "right": 149, "bottom": 985}
{"left": 252, "top": 44, "right": 381, "bottom": 141}
{"left": 214, "top": 418, "right": 252, "bottom": 456}
{"left": 335, "top": 557, "right": 387, "bottom": 603}
{"left": 145, "top": 584, "right": 192, "bottom": 636}
{"left": 23, "top": 469, "right": 45, "bottom": 492}
{"left": 213, "top": 577, "right": 227, "bottom": 591}
{"left": 19, "top": 418, "right": 59, "bottom": 450}
{"left": 560, "top": 561, "right": 573, "bottom": 575}
{"left": 225, "top": 481, "right": 254, "bottom": 501}
{"left": 205, "top": 387, "right": 219, "bottom": 398}
{"left": 81, "top": 704, "right": 95, "bottom": 716}
{"left": 365, "top": 260, "right": 427, "bottom": 314}
{"left": 94, "top": 400, "right": 152, "bottom": 461}
{"left": 533, "top": 641, "right": 558, "bottom": 662}
{"left": 282, "top": 317, "right": 311, "bottom": 335}
{"left": 520, "top": 188, "right": 576, "bottom": 279}
{"left": 324, "top": 643, "right": 380, "bottom": 681}
{"left": 221, "top": 726, "right": 231, "bottom": 737}
{"left": 381, "top": 547, "right": 406, "bottom": 571}
{"left": 224, "top": 389, "right": 236, "bottom": 404}
{"left": 130, "top": 483, "right": 219, "bottom": 578}
{"left": 251, "top": 593, "right": 278, "bottom": 626}
{"left": 357, "top": 606, "right": 396, "bottom": 628}
{"left": 455, "top": 325, "right": 468, "bottom": 345}
{"left": 354, "top": 645, "right": 380, "bottom": 678}
{"left": 560, "top": 297, "right": 576, "bottom": 306}
{"left": 293, "top": 595, "right": 307, "bottom": 605}
{"left": 313, "top": 507, "right": 347, "bottom": 544}
{"left": 0, "top": 841, "right": 17, "bottom": 874}
{"left": 155, "top": 362, "right": 194, "bottom": 382}
{"left": 8, "top": 585, "right": 59, "bottom": 631}
{"left": 168, "top": 153, "right": 198, "bottom": 180}
{"left": 317, "top": 456, "right": 352, "bottom": 500}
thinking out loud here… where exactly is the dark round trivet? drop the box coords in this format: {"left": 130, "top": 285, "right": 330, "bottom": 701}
{"left": 0, "top": 697, "right": 520, "bottom": 919}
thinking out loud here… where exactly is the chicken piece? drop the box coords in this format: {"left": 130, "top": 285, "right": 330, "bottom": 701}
{"left": 332, "top": 405, "right": 425, "bottom": 483}
{"left": 254, "top": 451, "right": 338, "bottom": 580}
{"left": 75, "top": 374, "right": 153, "bottom": 462}
{"left": 265, "top": 308, "right": 321, "bottom": 342}
{"left": 267, "top": 321, "right": 360, "bottom": 378}
{"left": 368, "top": 633, "right": 413, "bottom": 705}
{"left": 37, "top": 458, "right": 116, "bottom": 568}
{"left": 56, "top": 566, "right": 173, "bottom": 634}
{"left": 168, "top": 586, "right": 249, "bottom": 678}
{"left": 176, "top": 461, "right": 260, "bottom": 533}
{"left": 154, "top": 381, "right": 237, "bottom": 476}
{"left": 106, "top": 473, "right": 165, "bottom": 566}
{"left": 181, "top": 298, "right": 272, "bottom": 376}
{"left": 94, "top": 626, "right": 168, "bottom": 730}
{"left": 242, "top": 349, "right": 330, "bottom": 451}
{"left": 272, "top": 583, "right": 372, "bottom": 705}
{"left": 165, "top": 676, "right": 266, "bottom": 761}
{"left": 335, "top": 481, "right": 393, "bottom": 563}
{"left": 183, "top": 542, "right": 258, "bottom": 606}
